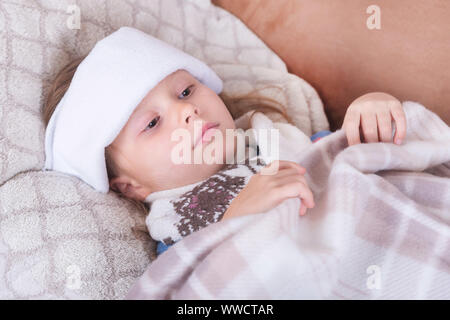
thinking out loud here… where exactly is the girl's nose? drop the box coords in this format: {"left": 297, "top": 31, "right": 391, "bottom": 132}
{"left": 179, "top": 103, "right": 199, "bottom": 125}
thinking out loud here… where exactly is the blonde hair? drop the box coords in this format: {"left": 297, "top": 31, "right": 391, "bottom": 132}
{"left": 42, "top": 56, "right": 293, "bottom": 223}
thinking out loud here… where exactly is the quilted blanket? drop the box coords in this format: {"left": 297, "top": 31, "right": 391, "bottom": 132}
{"left": 126, "top": 101, "right": 450, "bottom": 299}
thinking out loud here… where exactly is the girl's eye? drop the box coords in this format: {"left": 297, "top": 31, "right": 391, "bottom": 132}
{"left": 145, "top": 115, "right": 160, "bottom": 131}
{"left": 179, "top": 85, "right": 193, "bottom": 98}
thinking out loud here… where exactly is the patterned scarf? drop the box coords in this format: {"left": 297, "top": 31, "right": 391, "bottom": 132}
{"left": 145, "top": 148, "right": 266, "bottom": 245}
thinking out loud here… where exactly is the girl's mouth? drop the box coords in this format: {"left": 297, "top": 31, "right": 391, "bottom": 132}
{"left": 194, "top": 122, "right": 220, "bottom": 147}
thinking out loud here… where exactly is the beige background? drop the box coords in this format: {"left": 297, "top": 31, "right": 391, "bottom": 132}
{"left": 213, "top": 0, "right": 450, "bottom": 130}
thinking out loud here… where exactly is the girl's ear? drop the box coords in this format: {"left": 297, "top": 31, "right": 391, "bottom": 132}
{"left": 110, "top": 177, "right": 129, "bottom": 195}
{"left": 109, "top": 176, "right": 150, "bottom": 202}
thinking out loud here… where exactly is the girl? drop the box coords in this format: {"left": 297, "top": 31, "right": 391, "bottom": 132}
{"left": 43, "top": 27, "right": 406, "bottom": 255}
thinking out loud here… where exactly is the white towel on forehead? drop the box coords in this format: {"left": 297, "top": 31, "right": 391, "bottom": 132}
{"left": 43, "top": 26, "right": 223, "bottom": 193}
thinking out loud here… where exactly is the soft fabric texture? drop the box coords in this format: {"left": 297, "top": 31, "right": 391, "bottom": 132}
{"left": 127, "top": 101, "right": 450, "bottom": 299}
{"left": 0, "top": 0, "right": 329, "bottom": 299}
{"left": 43, "top": 26, "right": 223, "bottom": 193}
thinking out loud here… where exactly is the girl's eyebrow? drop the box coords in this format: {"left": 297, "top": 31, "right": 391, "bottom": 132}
{"left": 171, "top": 73, "right": 190, "bottom": 91}
{"left": 172, "top": 70, "right": 188, "bottom": 82}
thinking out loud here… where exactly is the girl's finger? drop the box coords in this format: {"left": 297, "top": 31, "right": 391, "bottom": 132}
{"left": 263, "top": 160, "right": 305, "bottom": 176}
{"left": 376, "top": 110, "right": 393, "bottom": 143}
{"left": 278, "top": 178, "right": 315, "bottom": 208}
{"left": 277, "top": 160, "right": 306, "bottom": 174}
{"left": 276, "top": 174, "right": 307, "bottom": 191}
{"left": 390, "top": 103, "right": 407, "bottom": 145}
{"left": 343, "top": 109, "right": 361, "bottom": 146}
{"left": 274, "top": 167, "right": 306, "bottom": 180}
{"left": 299, "top": 200, "right": 307, "bottom": 216}
{"left": 361, "top": 111, "right": 379, "bottom": 143}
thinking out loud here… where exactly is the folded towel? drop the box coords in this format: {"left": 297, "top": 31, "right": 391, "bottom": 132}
{"left": 43, "top": 27, "right": 223, "bottom": 193}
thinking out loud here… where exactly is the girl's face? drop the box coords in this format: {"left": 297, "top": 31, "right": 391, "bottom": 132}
{"left": 107, "top": 69, "right": 236, "bottom": 201}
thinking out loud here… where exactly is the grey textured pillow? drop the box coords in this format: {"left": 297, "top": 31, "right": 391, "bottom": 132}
{"left": 0, "top": 0, "right": 329, "bottom": 299}
{"left": 0, "top": 171, "right": 154, "bottom": 299}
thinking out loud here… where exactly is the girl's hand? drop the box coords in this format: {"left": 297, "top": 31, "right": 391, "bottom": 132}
{"left": 342, "top": 92, "right": 407, "bottom": 146}
{"left": 222, "top": 160, "right": 315, "bottom": 220}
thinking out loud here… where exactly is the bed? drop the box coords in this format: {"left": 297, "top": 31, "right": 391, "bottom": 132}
{"left": 0, "top": 0, "right": 448, "bottom": 300}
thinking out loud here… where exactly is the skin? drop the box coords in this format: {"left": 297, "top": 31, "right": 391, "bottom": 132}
{"left": 107, "top": 69, "right": 236, "bottom": 202}
{"left": 343, "top": 92, "right": 407, "bottom": 146}
{"left": 222, "top": 160, "right": 315, "bottom": 219}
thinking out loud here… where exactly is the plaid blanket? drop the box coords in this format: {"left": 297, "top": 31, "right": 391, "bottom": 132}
{"left": 126, "top": 101, "right": 450, "bottom": 299}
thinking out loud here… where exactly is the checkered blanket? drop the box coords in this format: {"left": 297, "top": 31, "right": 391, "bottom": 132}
{"left": 126, "top": 101, "right": 450, "bottom": 299}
